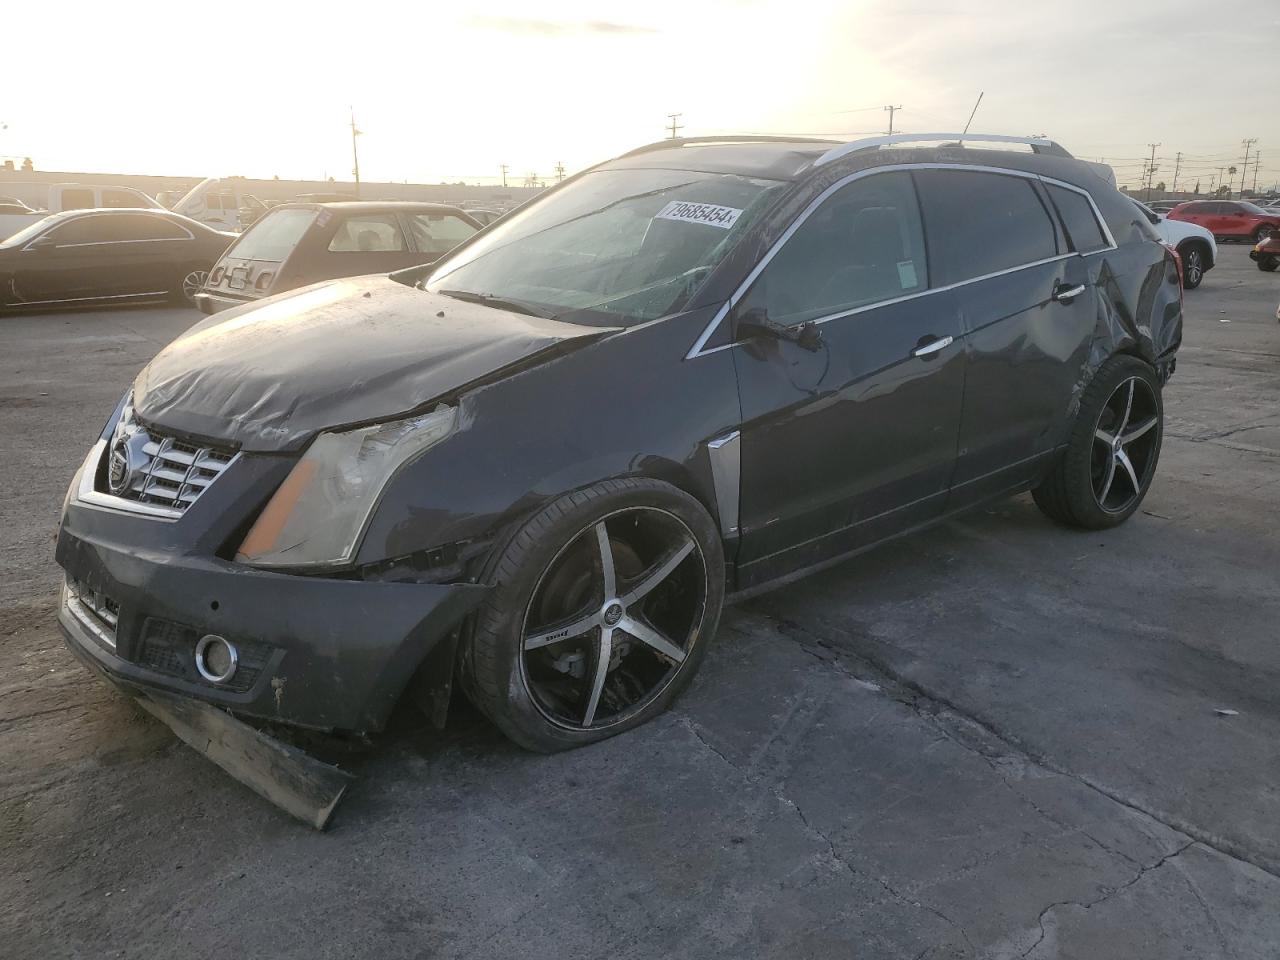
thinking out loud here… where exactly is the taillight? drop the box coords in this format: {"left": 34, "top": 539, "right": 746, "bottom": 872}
{"left": 1162, "top": 243, "right": 1184, "bottom": 303}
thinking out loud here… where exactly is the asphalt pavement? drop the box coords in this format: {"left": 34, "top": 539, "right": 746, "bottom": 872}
{"left": 2, "top": 248, "right": 1278, "bottom": 958}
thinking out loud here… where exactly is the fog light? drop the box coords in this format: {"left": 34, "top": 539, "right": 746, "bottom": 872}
{"left": 194, "top": 634, "right": 238, "bottom": 684}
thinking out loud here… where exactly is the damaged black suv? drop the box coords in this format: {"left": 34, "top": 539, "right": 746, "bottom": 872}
{"left": 56, "top": 134, "right": 1181, "bottom": 753}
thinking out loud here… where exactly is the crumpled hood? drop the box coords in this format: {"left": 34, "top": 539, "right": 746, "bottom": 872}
{"left": 133, "top": 276, "right": 614, "bottom": 451}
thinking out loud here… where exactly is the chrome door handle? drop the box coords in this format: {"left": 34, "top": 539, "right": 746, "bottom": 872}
{"left": 912, "top": 335, "right": 953, "bottom": 358}
{"left": 1053, "top": 283, "right": 1086, "bottom": 304}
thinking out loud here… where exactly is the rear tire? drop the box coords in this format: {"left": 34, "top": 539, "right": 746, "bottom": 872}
{"left": 1253, "top": 226, "right": 1275, "bottom": 244}
{"left": 171, "top": 266, "right": 209, "bottom": 305}
{"left": 1032, "top": 355, "right": 1163, "bottom": 530}
{"left": 1258, "top": 255, "right": 1278, "bottom": 272}
{"left": 460, "top": 478, "right": 724, "bottom": 753}
{"left": 1177, "top": 242, "right": 1207, "bottom": 288}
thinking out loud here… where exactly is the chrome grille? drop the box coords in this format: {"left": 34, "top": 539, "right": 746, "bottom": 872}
{"left": 65, "top": 578, "right": 119, "bottom": 648}
{"left": 105, "top": 401, "right": 237, "bottom": 513}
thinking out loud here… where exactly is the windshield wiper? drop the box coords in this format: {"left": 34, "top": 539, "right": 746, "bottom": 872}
{"left": 437, "top": 289, "right": 556, "bottom": 319}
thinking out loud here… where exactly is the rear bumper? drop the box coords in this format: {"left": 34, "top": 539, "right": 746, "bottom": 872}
{"left": 56, "top": 524, "right": 488, "bottom": 732}
{"left": 193, "top": 290, "right": 256, "bottom": 315}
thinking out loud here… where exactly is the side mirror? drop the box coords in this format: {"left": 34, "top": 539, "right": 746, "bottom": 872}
{"left": 27, "top": 235, "right": 59, "bottom": 251}
{"left": 737, "top": 307, "right": 824, "bottom": 352}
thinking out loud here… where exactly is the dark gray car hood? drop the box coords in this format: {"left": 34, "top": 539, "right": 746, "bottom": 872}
{"left": 133, "top": 276, "right": 615, "bottom": 451}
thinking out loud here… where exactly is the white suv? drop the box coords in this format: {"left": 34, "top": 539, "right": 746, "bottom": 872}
{"left": 1132, "top": 199, "right": 1215, "bottom": 289}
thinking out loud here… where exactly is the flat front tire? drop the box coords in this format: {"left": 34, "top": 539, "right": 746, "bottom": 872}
{"left": 461, "top": 478, "right": 725, "bottom": 753}
{"left": 1258, "top": 255, "right": 1279, "bottom": 272}
{"left": 1032, "top": 355, "right": 1163, "bottom": 529}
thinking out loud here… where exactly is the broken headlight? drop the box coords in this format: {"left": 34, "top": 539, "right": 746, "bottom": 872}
{"left": 236, "top": 405, "right": 458, "bottom": 569}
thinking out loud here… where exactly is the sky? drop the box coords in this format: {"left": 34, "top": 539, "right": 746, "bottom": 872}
{"left": 4, "top": 0, "right": 1279, "bottom": 192}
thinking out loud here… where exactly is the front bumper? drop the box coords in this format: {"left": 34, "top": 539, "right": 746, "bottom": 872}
{"left": 56, "top": 513, "right": 488, "bottom": 733}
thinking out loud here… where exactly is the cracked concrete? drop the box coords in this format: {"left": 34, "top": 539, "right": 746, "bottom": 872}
{"left": 3, "top": 247, "right": 1280, "bottom": 957}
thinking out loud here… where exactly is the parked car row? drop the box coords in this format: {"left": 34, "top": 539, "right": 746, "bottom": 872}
{"left": 0, "top": 200, "right": 481, "bottom": 313}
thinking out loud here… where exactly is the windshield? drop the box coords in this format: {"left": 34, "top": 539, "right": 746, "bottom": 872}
{"left": 422, "top": 168, "right": 786, "bottom": 325}
{"left": 224, "top": 208, "right": 317, "bottom": 261}
{"left": 0, "top": 212, "right": 67, "bottom": 248}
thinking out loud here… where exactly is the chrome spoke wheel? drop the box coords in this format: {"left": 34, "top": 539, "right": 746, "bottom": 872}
{"left": 1091, "top": 376, "right": 1159, "bottom": 513}
{"left": 182, "top": 270, "right": 208, "bottom": 301}
{"left": 520, "top": 507, "right": 707, "bottom": 731}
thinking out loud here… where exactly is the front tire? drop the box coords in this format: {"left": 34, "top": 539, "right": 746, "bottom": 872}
{"left": 461, "top": 478, "right": 725, "bottom": 752}
{"left": 1032, "top": 355, "right": 1163, "bottom": 529}
{"left": 1253, "top": 226, "right": 1275, "bottom": 244}
{"left": 1258, "top": 255, "right": 1279, "bottom": 272}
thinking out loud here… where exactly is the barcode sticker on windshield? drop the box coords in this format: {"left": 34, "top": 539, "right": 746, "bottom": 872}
{"left": 655, "top": 201, "right": 743, "bottom": 230}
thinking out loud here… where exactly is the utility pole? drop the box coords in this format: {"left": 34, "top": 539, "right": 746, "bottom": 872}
{"left": 1252, "top": 152, "right": 1261, "bottom": 195}
{"left": 1171, "top": 152, "right": 1182, "bottom": 194}
{"left": 1241, "top": 138, "right": 1257, "bottom": 196}
{"left": 884, "top": 104, "right": 902, "bottom": 135}
{"left": 667, "top": 113, "right": 683, "bottom": 139}
{"left": 1144, "top": 143, "right": 1160, "bottom": 201}
{"left": 1216, "top": 167, "right": 1225, "bottom": 197}
{"left": 499, "top": 163, "right": 509, "bottom": 188}
{"left": 349, "top": 108, "right": 362, "bottom": 198}
{"left": 554, "top": 161, "right": 566, "bottom": 183}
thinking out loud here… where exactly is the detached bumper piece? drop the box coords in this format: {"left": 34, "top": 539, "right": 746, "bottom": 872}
{"left": 135, "top": 690, "right": 353, "bottom": 830}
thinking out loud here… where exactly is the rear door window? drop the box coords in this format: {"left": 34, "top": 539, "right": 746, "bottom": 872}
{"left": 742, "top": 170, "right": 929, "bottom": 325}
{"left": 914, "top": 170, "right": 1059, "bottom": 286}
{"left": 406, "top": 213, "right": 478, "bottom": 255}
{"left": 1048, "top": 185, "right": 1109, "bottom": 253}
{"left": 226, "top": 208, "right": 317, "bottom": 261}
{"left": 114, "top": 215, "right": 190, "bottom": 241}
{"left": 328, "top": 215, "right": 408, "bottom": 252}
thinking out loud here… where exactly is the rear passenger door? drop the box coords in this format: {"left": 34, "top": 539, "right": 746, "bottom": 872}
{"left": 914, "top": 168, "right": 1100, "bottom": 507}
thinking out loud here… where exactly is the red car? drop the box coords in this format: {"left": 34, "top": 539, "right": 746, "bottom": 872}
{"left": 1167, "top": 200, "right": 1280, "bottom": 243}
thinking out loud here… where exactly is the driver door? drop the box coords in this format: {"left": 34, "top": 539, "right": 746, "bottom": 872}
{"left": 732, "top": 171, "right": 966, "bottom": 588}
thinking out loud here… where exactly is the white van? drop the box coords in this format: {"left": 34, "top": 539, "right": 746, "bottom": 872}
{"left": 0, "top": 182, "right": 163, "bottom": 239}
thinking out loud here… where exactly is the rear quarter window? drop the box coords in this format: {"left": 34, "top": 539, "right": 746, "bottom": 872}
{"left": 1047, "top": 185, "right": 1110, "bottom": 253}
{"left": 226, "top": 208, "right": 317, "bottom": 262}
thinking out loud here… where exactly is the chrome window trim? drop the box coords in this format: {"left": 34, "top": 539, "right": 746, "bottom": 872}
{"left": 26, "top": 212, "right": 194, "bottom": 250}
{"left": 685, "top": 162, "right": 1116, "bottom": 360}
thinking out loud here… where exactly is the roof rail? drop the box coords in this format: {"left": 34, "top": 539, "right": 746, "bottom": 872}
{"left": 813, "top": 133, "right": 1073, "bottom": 168}
{"left": 620, "top": 135, "right": 840, "bottom": 158}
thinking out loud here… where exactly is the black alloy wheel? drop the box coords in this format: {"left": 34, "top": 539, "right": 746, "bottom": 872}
{"left": 1032, "top": 355, "right": 1163, "bottom": 529}
{"left": 1090, "top": 376, "right": 1160, "bottom": 515}
{"left": 461, "top": 477, "right": 724, "bottom": 752}
{"left": 521, "top": 507, "right": 706, "bottom": 731}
